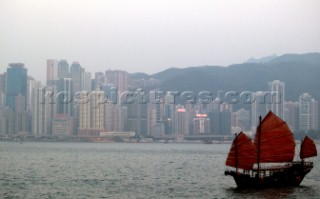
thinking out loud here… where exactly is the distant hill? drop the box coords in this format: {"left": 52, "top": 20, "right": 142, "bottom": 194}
{"left": 130, "top": 53, "right": 320, "bottom": 102}
{"left": 245, "top": 54, "right": 278, "bottom": 63}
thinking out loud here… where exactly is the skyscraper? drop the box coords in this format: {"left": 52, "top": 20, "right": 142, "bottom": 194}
{"left": 84, "top": 72, "right": 92, "bottom": 91}
{"left": 234, "top": 108, "right": 250, "bottom": 131}
{"left": 70, "top": 62, "right": 83, "bottom": 94}
{"left": 174, "top": 105, "right": 189, "bottom": 138}
{"left": 6, "top": 63, "right": 27, "bottom": 111}
{"left": 268, "top": 80, "right": 285, "bottom": 119}
{"left": 299, "top": 93, "right": 318, "bottom": 131}
{"left": 32, "top": 82, "right": 47, "bottom": 136}
{"left": 104, "top": 103, "right": 127, "bottom": 132}
{"left": 79, "top": 89, "right": 105, "bottom": 131}
{"left": 0, "top": 73, "right": 6, "bottom": 109}
{"left": 193, "top": 114, "right": 210, "bottom": 135}
{"left": 58, "top": 59, "right": 69, "bottom": 79}
{"left": 94, "top": 72, "right": 105, "bottom": 89}
{"left": 56, "top": 78, "right": 73, "bottom": 116}
{"left": 105, "top": 70, "right": 128, "bottom": 94}
{"left": 14, "top": 94, "right": 29, "bottom": 133}
{"left": 46, "top": 59, "right": 59, "bottom": 86}
{"left": 284, "top": 101, "right": 299, "bottom": 132}
{"left": 251, "top": 91, "right": 268, "bottom": 130}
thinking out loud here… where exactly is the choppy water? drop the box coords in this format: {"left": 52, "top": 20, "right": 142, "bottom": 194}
{"left": 0, "top": 142, "right": 319, "bottom": 199}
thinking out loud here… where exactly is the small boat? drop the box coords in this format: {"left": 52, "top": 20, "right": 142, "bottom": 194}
{"left": 225, "top": 111, "right": 317, "bottom": 188}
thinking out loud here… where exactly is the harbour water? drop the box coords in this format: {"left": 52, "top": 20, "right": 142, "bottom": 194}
{"left": 0, "top": 142, "right": 319, "bottom": 198}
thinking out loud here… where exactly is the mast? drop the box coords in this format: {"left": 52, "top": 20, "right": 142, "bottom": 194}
{"left": 235, "top": 133, "right": 238, "bottom": 173}
{"left": 300, "top": 138, "right": 304, "bottom": 163}
{"left": 257, "top": 116, "right": 262, "bottom": 177}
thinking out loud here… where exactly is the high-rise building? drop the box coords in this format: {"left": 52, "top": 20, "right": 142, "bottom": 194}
{"left": 310, "top": 99, "right": 318, "bottom": 130}
{"left": 146, "top": 91, "right": 165, "bottom": 137}
{"left": 84, "top": 72, "right": 92, "bottom": 91}
{"left": 163, "top": 93, "right": 175, "bottom": 134}
{"left": 79, "top": 91, "right": 90, "bottom": 129}
{"left": 251, "top": 91, "right": 268, "bottom": 130}
{"left": 125, "top": 102, "right": 148, "bottom": 136}
{"left": 46, "top": 59, "right": 59, "bottom": 86}
{"left": 105, "top": 70, "right": 128, "bottom": 94}
{"left": 6, "top": 63, "right": 27, "bottom": 111}
{"left": 56, "top": 78, "right": 73, "bottom": 116}
{"left": 90, "top": 90, "right": 105, "bottom": 129}
{"left": 0, "top": 73, "right": 6, "bottom": 108}
{"left": 32, "top": 82, "right": 46, "bottom": 136}
{"left": 193, "top": 114, "right": 210, "bottom": 134}
{"left": 268, "top": 80, "right": 285, "bottom": 119}
{"left": 284, "top": 101, "right": 299, "bottom": 132}
{"left": 52, "top": 114, "right": 73, "bottom": 136}
{"left": 209, "top": 103, "right": 232, "bottom": 135}
{"left": 94, "top": 72, "right": 105, "bottom": 89}
{"left": 104, "top": 104, "right": 127, "bottom": 132}
{"left": 174, "top": 105, "right": 189, "bottom": 137}
{"left": 27, "top": 78, "right": 37, "bottom": 112}
{"left": 14, "top": 95, "right": 29, "bottom": 133}
{"left": 70, "top": 62, "right": 83, "bottom": 94}
{"left": 0, "top": 107, "right": 15, "bottom": 134}
{"left": 0, "top": 73, "right": 6, "bottom": 93}
{"left": 79, "top": 89, "right": 105, "bottom": 132}
{"left": 299, "top": 93, "right": 318, "bottom": 131}
{"left": 58, "top": 59, "right": 69, "bottom": 79}
{"left": 233, "top": 108, "right": 250, "bottom": 131}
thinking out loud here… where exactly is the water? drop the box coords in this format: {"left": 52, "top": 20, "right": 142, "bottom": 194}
{"left": 0, "top": 142, "right": 319, "bottom": 199}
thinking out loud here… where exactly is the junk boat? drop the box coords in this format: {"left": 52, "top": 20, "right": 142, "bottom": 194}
{"left": 225, "top": 111, "right": 317, "bottom": 188}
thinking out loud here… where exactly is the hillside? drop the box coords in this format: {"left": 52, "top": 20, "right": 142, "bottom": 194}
{"left": 131, "top": 53, "right": 320, "bottom": 102}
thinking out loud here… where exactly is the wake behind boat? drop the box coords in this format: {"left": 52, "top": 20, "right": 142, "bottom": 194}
{"left": 224, "top": 111, "right": 317, "bottom": 189}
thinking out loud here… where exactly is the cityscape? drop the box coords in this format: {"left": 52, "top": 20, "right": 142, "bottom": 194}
{"left": 1, "top": 1, "right": 320, "bottom": 198}
{"left": 0, "top": 59, "right": 318, "bottom": 142}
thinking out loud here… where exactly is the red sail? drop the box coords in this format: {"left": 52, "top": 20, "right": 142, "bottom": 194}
{"left": 254, "top": 111, "right": 295, "bottom": 163}
{"left": 226, "top": 132, "right": 256, "bottom": 170}
{"left": 300, "top": 136, "right": 317, "bottom": 159}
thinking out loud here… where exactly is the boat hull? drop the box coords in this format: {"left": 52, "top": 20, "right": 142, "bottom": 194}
{"left": 225, "top": 162, "right": 313, "bottom": 189}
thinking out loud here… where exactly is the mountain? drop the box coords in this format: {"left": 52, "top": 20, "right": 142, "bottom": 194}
{"left": 130, "top": 53, "right": 320, "bottom": 102}
{"left": 245, "top": 54, "right": 278, "bottom": 63}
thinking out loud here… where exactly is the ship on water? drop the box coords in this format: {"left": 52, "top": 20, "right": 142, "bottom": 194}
{"left": 225, "top": 111, "right": 317, "bottom": 188}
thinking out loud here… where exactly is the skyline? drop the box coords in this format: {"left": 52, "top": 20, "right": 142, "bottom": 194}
{"left": 1, "top": 0, "right": 320, "bottom": 82}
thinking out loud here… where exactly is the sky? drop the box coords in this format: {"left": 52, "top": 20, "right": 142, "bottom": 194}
{"left": 0, "top": 0, "right": 320, "bottom": 83}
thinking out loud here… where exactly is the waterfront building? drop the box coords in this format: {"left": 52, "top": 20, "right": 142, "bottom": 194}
{"left": 52, "top": 114, "right": 73, "bottom": 136}
{"left": 70, "top": 62, "right": 83, "bottom": 94}
{"left": 193, "top": 114, "right": 210, "bottom": 134}
{"left": 6, "top": 63, "right": 27, "bottom": 111}
{"left": 299, "top": 93, "right": 318, "bottom": 131}
{"left": 284, "top": 101, "right": 299, "bottom": 132}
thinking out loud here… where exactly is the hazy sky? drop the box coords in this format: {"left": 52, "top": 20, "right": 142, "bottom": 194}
{"left": 1, "top": 0, "right": 320, "bottom": 83}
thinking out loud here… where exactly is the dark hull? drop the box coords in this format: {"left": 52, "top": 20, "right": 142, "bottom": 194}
{"left": 225, "top": 162, "right": 313, "bottom": 189}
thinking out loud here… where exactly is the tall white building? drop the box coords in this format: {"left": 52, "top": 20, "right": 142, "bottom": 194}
{"left": 32, "top": 83, "right": 54, "bottom": 136}
{"left": 299, "top": 93, "right": 318, "bottom": 131}
{"left": 268, "top": 80, "right": 285, "bottom": 119}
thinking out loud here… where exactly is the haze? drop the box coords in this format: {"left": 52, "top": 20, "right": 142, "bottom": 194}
{"left": 1, "top": 0, "right": 320, "bottom": 83}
